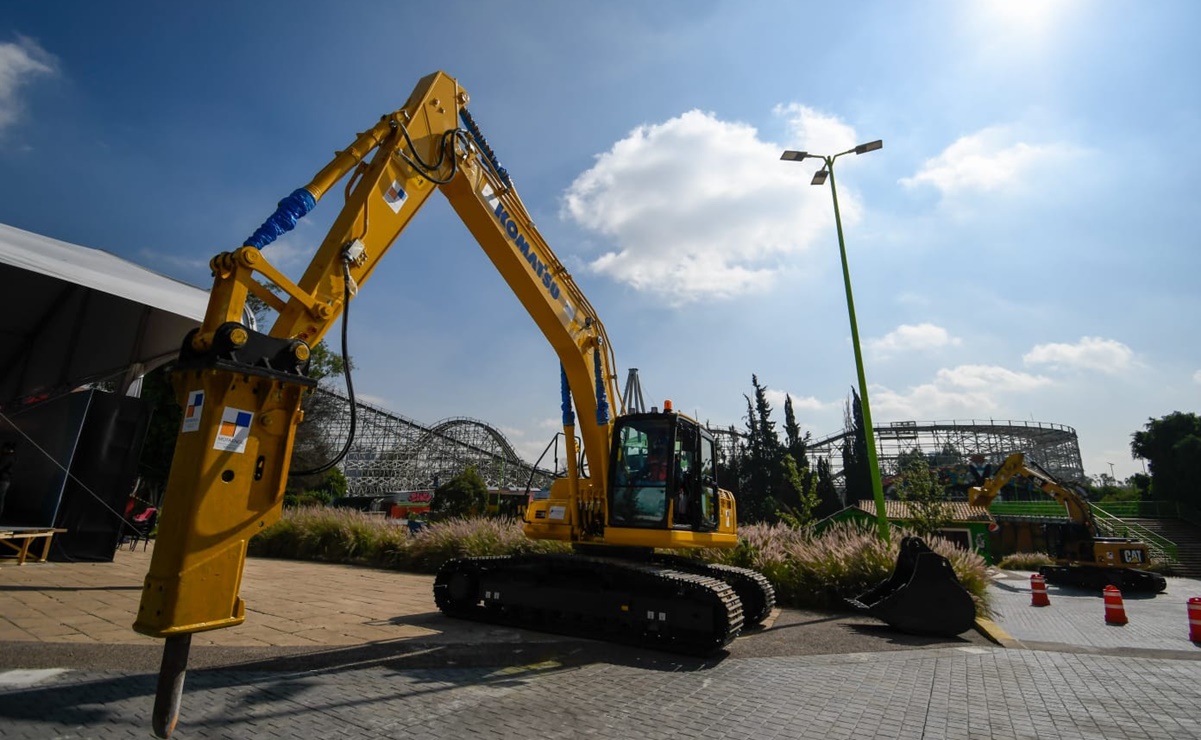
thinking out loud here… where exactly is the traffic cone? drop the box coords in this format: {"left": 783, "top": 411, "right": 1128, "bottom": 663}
{"left": 1188, "top": 597, "right": 1201, "bottom": 642}
{"left": 1104, "top": 585, "right": 1128, "bottom": 626}
{"left": 1030, "top": 573, "right": 1050, "bottom": 607}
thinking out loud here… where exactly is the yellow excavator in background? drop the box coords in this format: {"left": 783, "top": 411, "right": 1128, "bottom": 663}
{"left": 133, "top": 71, "right": 773, "bottom": 738}
{"left": 968, "top": 452, "right": 1166, "bottom": 593}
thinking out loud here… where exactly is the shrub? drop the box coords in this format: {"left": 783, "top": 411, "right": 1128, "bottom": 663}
{"left": 250, "top": 508, "right": 405, "bottom": 564}
{"left": 283, "top": 490, "right": 334, "bottom": 509}
{"left": 997, "top": 551, "right": 1055, "bottom": 570}
{"left": 403, "top": 516, "right": 570, "bottom": 573}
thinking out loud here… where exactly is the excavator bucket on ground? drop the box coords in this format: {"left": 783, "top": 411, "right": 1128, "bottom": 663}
{"left": 847, "top": 536, "right": 976, "bottom": 637}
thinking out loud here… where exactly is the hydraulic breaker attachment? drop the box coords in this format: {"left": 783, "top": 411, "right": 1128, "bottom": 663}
{"left": 847, "top": 536, "right": 976, "bottom": 637}
{"left": 135, "top": 324, "right": 313, "bottom": 639}
{"left": 134, "top": 324, "right": 313, "bottom": 738}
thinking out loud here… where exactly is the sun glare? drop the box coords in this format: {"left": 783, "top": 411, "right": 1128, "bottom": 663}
{"left": 978, "top": 0, "right": 1073, "bottom": 35}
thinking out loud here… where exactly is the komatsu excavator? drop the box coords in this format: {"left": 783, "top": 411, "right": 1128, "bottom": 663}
{"left": 968, "top": 452, "right": 1166, "bottom": 593}
{"left": 133, "top": 71, "right": 773, "bottom": 738}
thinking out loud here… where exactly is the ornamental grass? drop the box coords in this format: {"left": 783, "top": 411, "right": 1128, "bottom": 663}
{"left": 996, "top": 551, "right": 1056, "bottom": 570}
{"left": 398, "top": 516, "right": 571, "bottom": 573}
{"left": 249, "top": 509, "right": 990, "bottom": 615}
{"left": 248, "top": 507, "right": 407, "bottom": 563}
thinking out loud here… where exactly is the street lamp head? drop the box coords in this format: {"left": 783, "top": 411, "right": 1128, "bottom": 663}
{"left": 780, "top": 150, "right": 808, "bottom": 162}
{"left": 810, "top": 169, "right": 829, "bottom": 186}
{"left": 854, "top": 139, "right": 883, "bottom": 155}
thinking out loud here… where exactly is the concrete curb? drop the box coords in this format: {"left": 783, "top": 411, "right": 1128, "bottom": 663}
{"left": 974, "top": 616, "right": 1024, "bottom": 648}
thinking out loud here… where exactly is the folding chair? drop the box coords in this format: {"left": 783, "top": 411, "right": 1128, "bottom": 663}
{"left": 127, "top": 509, "right": 158, "bottom": 551}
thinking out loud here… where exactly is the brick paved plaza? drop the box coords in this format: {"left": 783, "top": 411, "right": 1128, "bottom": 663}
{"left": 3, "top": 546, "right": 1201, "bottom": 738}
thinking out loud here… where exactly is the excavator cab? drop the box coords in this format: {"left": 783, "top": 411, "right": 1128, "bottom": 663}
{"left": 598, "top": 408, "right": 730, "bottom": 545}
{"left": 522, "top": 403, "right": 738, "bottom": 550}
{"left": 608, "top": 410, "right": 721, "bottom": 533}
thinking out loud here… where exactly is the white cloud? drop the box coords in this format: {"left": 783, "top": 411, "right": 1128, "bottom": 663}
{"left": 1194, "top": 370, "right": 1201, "bottom": 385}
{"left": 787, "top": 395, "right": 828, "bottom": 412}
{"left": 936, "top": 364, "right": 1052, "bottom": 392}
{"left": 0, "top": 36, "right": 57, "bottom": 133}
{"left": 872, "top": 364, "right": 1052, "bottom": 419}
{"left": 873, "top": 383, "right": 996, "bottom": 419}
{"left": 867, "top": 323, "right": 961, "bottom": 357}
{"left": 1022, "top": 336, "right": 1134, "bottom": 374}
{"left": 259, "top": 229, "right": 321, "bottom": 272}
{"left": 773, "top": 103, "right": 859, "bottom": 155}
{"left": 899, "top": 125, "right": 1082, "bottom": 197}
{"left": 562, "top": 105, "right": 863, "bottom": 305}
{"left": 763, "top": 388, "right": 829, "bottom": 414}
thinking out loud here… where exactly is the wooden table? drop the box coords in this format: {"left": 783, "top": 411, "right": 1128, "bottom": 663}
{"left": 0, "top": 527, "right": 68, "bottom": 565}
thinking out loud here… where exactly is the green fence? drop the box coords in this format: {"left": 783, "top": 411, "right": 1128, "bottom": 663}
{"left": 1092, "top": 500, "right": 1201, "bottom": 525}
{"left": 991, "top": 501, "right": 1068, "bottom": 517}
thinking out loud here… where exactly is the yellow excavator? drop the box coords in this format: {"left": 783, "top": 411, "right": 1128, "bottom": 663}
{"left": 968, "top": 452, "right": 1166, "bottom": 593}
{"left": 133, "top": 71, "right": 773, "bottom": 738}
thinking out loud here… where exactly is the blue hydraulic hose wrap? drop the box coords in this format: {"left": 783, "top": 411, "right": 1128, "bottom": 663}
{"left": 244, "top": 188, "right": 316, "bottom": 249}
{"left": 560, "top": 364, "right": 575, "bottom": 427}
{"left": 459, "top": 109, "right": 512, "bottom": 189}
{"left": 593, "top": 349, "right": 611, "bottom": 426}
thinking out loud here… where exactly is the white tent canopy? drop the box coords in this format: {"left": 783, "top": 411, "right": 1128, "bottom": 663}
{"left": 0, "top": 222, "right": 208, "bottom": 408}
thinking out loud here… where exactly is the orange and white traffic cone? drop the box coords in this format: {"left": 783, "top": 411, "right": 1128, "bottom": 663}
{"left": 1030, "top": 573, "right": 1050, "bottom": 607}
{"left": 1104, "top": 585, "right": 1128, "bottom": 626}
{"left": 1188, "top": 597, "right": 1201, "bottom": 642}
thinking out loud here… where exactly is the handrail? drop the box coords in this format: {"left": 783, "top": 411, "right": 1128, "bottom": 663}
{"left": 1090, "top": 506, "right": 1179, "bottom": 564}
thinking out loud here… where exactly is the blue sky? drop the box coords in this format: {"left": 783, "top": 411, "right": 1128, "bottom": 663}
{"left": 1, "top": 1, "right": 1197, "bottom": 481}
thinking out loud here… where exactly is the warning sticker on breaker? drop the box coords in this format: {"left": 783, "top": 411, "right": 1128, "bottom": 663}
{"left": 213, "top": 407, "right": 253, "bottom": 453}
{"left": 181, "top": 390, "right": 204, "bottom": 433}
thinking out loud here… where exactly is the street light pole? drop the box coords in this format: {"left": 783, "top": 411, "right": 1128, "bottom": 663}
{"left": 781, "top": 141, "right": 888, "bottom": 540}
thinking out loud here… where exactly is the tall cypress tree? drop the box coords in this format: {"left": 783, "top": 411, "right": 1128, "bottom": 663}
{"left": 783, "top": 395, "right": 810, "bottom": 469}
{"left": 842, "top": 389, "right": 871, "bottom": 502}
{"left": 814, "top": 456, "right": 842, "bottom": 519}
{"left": 740, "top": 377, "right": 777, "bottom": 522}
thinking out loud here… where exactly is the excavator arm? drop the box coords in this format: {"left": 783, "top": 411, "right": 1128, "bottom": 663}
{"left": 966, "top": 451, "right": 1096, "bottom": 533}
{"left": 135, "top": 70, "right": 622, "bottom": 737}
{"left": 966, "top": 452, "right": 1026, "bottom": 508}
{"left": 1021, "top": 462, "right": 1097, "bottom": 535}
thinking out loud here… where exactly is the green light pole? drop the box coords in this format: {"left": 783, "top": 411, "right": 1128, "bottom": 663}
{"left": 781, "top": 140, "right": 889, "bottom": 540}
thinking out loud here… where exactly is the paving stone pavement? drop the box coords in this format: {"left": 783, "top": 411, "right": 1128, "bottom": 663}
{"left": 3, "top": 646, "right": 1200, "bottom": 738}
{"left": 986, "top": 569, "right": 1201, "bottom": 655}
{"left": 4, "top": 548, "right": 1201, "bottom": 738}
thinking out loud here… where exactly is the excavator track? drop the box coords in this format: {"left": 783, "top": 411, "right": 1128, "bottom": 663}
{"left": 434, "top": 553, "right": 744, "bottom": 655}
{"left": 1039, "top": 565, "right": 1167, "bottom": 594}
{"left": 648, "top": 555, "right": 776, "bottom": 627}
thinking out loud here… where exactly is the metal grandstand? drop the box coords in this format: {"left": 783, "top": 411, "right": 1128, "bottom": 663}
{"left": 310, "top": 387, "right": 555, "bottom": 496}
